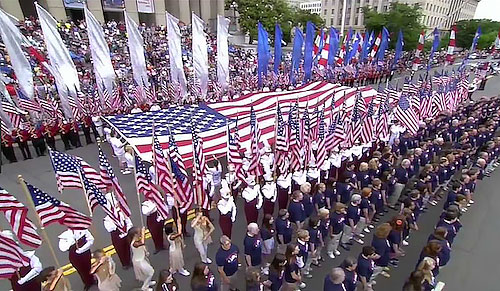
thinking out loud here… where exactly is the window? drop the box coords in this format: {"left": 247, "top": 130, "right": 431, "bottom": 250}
{"left": 324, "top": 9, "right": 327, "bottom": 15}
{"left": 332, "top": 8, "right": 335, "bottom": 14}
{"left": 330, "top": 18, "right": 334, "bottom": 25}
{"left": 355, "top": 17, "right": 359, "bottom": 26}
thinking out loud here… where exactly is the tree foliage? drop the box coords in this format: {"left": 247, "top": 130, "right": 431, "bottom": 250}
{"left": 229, "top": 0, "right": 324, "bottom": 44}
{"left": 456, "top": 19, "right": 500, "bottom": 49}
{"left": 363, "top": 3, "right": 424, "bottom": 51}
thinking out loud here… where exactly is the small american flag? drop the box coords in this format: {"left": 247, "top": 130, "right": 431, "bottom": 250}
{"left": 360, "top": 100, "right": 375, "bottom": 144}
{"left": 26, "top": 181, "right": 92, "bottom": 230}
{"left": 289, "top": 102, "right": 302, "bottom": 171}
{"left": 111, "top": 83, "right": 122, "bottom": 109}
{"left": 168, "top": 131, "right": 194, "bottom": 213}
{"left": 346, "top": 95, "right": 363, "bottom": 146}
{"left": 0, "top": 232, "right": 30, "bottom": 279}
{"left": 1, "top": 96, "right": 23, "bottom": 129}
{"left": 192, "top": 125, "right": 209, "bottom": 209}
{"left": 301, "top": 106, "right": 312, "bottom": 167}
{"left": 274, "top": 103, "right": 289, "bottom": 174}
{"left": 316, "top": 108, "right": 328, "bottom": 169}
{"left": 394, "top": 93, "right": 419, "bottom": 134}
{"left": 248, "top": 107, "right": 263, "bottom": 177}
{"left": 227, "top": 121, "right": 245, "bottom": 182}
{"left": 328, "top": 112, "right": 345, "bottom": 151}
{"left": 49, "top": 150, "right": 106, "bottom": 192}
{"left": 16, "top": 89, "right": 41, "bottom": 112}
{"left": 98, "top": 146, "right": 131, "bottom": 217}
{"left": 375, "top": 95, "right": 389, "bottom": 140}
{"left": 0, "top": 188, "right": 42, "bottom": 248}
{"left": 82, "top": 175, "right": 127, "bottom": 234}
{"left": 101, "top": 81, "right": 112, "bottom": 109}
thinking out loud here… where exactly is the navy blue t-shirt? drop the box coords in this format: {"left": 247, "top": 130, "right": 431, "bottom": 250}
{"left": 215, "top": 244, "right": 239, "bottom": 276}
{"left": 395, "top": 167, "right": 409, "bottom": 184}
{"left": 346, "top": 204, "right": 361, "bottom": 225}
{"left": 284, "top": 262, "right": 299, "bottom": 283}
{"left": 337, "top": 182, "right": 353, "bottom": 204}
{"left": 371, "top": 237, "right": 390, "bottom": 267}
{"left": 357, "top": 171, "right": 371, "bottom": 189}
{"left": 388, "top": 229, "right": 402, "bottom": 253}
{"left": 297, "top": 241, "right": 309, "bottom": 267}
{"left": 330, "top": 212, "right": 345, "bottom": 234}
{"left": 275, "top": 217, "right": 293, "bottom": 244}
{"left": 260, "top": 227, "right": 274, "bottom": 241}
{"left": 244, "top": 234, "right": 262, "bottom": 266}
{"left": 303, "top": 194, "right": 314, "bottom": 218}
{"left": 356, "top": 254, "right": 374, "bottom": 281}
{"left": 314, "top": 192, "right": 327, "bottom": 209}
{"left": 309, "top": 227, "right": 321, "bottom": 246}
{"left": 360, "top": 198, "right": 371, "bottom": 213}
{"left": 323, "top": 275, "right": 345, "bottom": 291}
{"left": 342, "top": 267, "right": 357, "bottom": 291}
{"left": 444, "top": 190, "right": 458, "bottom": 209}
{"left": 320, "top": 217, "right": 330, "bottom": 239}
{"left": 288, "top": 201, "right": 305, "bottom": 223}
{"left": 268, "top": 268, "right": 284, "bottom": 291}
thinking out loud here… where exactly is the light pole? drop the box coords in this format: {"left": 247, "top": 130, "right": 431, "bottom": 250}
{"left": 230, "top": 1, "right": 238, "bottom": 31}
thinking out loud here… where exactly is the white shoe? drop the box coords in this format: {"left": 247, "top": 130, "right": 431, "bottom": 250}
{"left": 364, "top": 227, "right": 370, "bottom": 233}
{"left": 334, "top": 250, "right": 341, "bottom": 256}
{"left": 148, "top": 281, "right": 156, "bottom": 286}
{"left": 327, "top": 252, "right": 335, "bottom": 259}
{"left": 122, "top": 170, "right": 131, "bottom": 175}
{"left": 179, "top": 269, "right": 190, "bottom": 276}
{"left": 429, "top": 201, "right": 438, "bottom": 206}
{"left": 355, "top": 238, "right": 364, "bottom": 244}
{"left": 402, "top": 240, "right": 409, "bottom": 246}
{"left": 204, "top": 258, "right": 212, "bottom": 264}
{"left": 469, "top": 200, "right": 475, "bottom": 204}
{"left": 368, "top": 224, "right": 375, "bottom": 229}
{"left": 299, "top": 282, "right": 306, "bottom": 288}
{"left": 358, "top": 233, "right": 365, "bottom": 238}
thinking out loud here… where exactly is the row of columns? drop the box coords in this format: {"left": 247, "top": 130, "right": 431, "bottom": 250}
{"left": 0, "top": 0, "right": 225, "bottom": 26}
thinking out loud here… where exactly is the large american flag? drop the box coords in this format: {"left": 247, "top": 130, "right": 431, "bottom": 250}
{"left": 134, "top": 155, "right": 170, "bottom": 220}
{"left": 150, "top": 126, "right": 174, "bottom": 217}
{"left": 168, "top": 131, "right": 194, "bottom": 213}
{"left": 192, "top": 126, "right": 209, "bottom": 209}
{"left": 49, "top": 150, "right": 105, "bottom": 192}
{"left": 81, "top": 175, "right": 127, "bottom": 234}
{"left": 394, "top": 93, "right": 419, "bottom": 134}
{"left": 98, "top": 146, "right": 131, "bottom": 217}
{"left": 0, "top": 232, "right": 30, "bottom": 279}
{"left": 0, "top": 188, "right": 42, "bottom": 248}
{"left": 26, "top": 181, "right": 92, "bottom": 230}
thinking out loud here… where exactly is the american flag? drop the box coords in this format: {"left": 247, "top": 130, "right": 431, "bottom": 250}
{"left": 289, "top": 102, "right": 302, "bottom": 171}
{"left": 49, "top": 150, "right": 106, "bottom": 192}
{"left": 315, "top": 108, "right": 327, "bottom": 169}
{"left": 361, "top": 99, "right": 375, "bottom": 144}
{"left": 274, "top": 103, "right": 289, "bottom": 174}
{"left": 375, "top": 95, "right": 389, "bottom": 140}
{"left": 446, "top": 25, "right": 457, "bottom": 65}
{"left": 329, "top": 112, "right": 346, "bottom": 150}
{"left": 168, "top": 131, "right": 194, "bottom": 213}
{"left": 150, "top": 126, "right": 174, "bottom": 218}
{"left": 134, "top": 80, "right": 147, "bottom": 105}
{"left": 26, "top": 181, "right": 92, "bottom": 230}
{"left": 412, "top": 30, "right": 425, "bottom": 71}
{"left": 0, "top": 232, "right": 30, "bottom": 279}
{"left": 313, "top": 32, "right": 330, "bottom": 68}
{"left": 122, "top": 87, "right": 134, "bottom": 108}
{"left": 111, "top": 83, "right": 122, "bottom": 109}
{"left": 1, "top": 96, "right": 23, "bottom": 129}
{"left": 98, "top": 146, "right": 131, "bottom": 217}
{"left": 227, "top": 120, "right": 245, "bottom": 182}
{"left": 0, "top": 188, "right": 42, "bottom": 248}
{"left": 394, "top": 93, "right": 419, "bottom": 134}
{"left": 145, "top": 80, "right": 155, "bottom": 102}
{"left": 248, "top": 107, "right": 263, "bottom": 176}
{"left": 301, "top": 105, "right": 312, "bottom": 167}
{"left": 369, "top": 32, "right": 382, "bottom": 59}
{"left": 192, "top": 126, "right": 209, "bottom": 209}
{"left": 160, "top": 78, "right": 169, "bottom": 101}
{"left": 346, "top": 93, "right": 364, "bottom": 146}
{"left": 81, "top": 175, "right": 127, "bottom": 233}
{"left": 16, "top": 89, "right": 40, "bottom": 112}
{"left": 100, "top": 81, "right": 112, "bottom": 109}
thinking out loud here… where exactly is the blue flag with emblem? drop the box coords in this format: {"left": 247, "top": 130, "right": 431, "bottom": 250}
{"left": 304, "top": 21, "right": 315, "bottom": 82}
{"left": 257, "top": 22, "right": 270, "bottom": 87}
{"left": 392, "top": 30, "right": 404, "bottom": 70}
{"left": 428, "top": 28, "right": 440, "bottom": 71}
{"left": 377, "top": 27, "right": 390, "bottom": 62}
{"left": 471, "top": 26, "right": 481, "bottom": 51}
{"left": 291, "top": 27, "right": 304, "bottom": 85}
{"left": 274, "top": 23, "right": 283, "bottom": 74}
{"left": 328, "top": 27, "right": 339, "bottom": 67}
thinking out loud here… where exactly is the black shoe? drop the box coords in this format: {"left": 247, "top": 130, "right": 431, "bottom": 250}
{"left": 384, "top": 209, "right": 389, "bottom": 213}
{"left": 341, "top": 243, "right": 351, "bottom": 251}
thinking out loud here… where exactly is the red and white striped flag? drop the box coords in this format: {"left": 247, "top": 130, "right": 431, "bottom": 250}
{"left": 360, "top": 100, "right": 375, "bottom": 144}
{"left": 227, "top": 121, "right": 245, "bottom": 182}
{"left": 394, "top": 93, "right": 419, "bottom": 134}
{"left": 168, "top": 131, "right": 194, "bottom": 213}
{"left": 289, "top": 102, "right": 302, "bottom": 171}
{"left": 192, "top": 126, "right": 209, "bottom": 209}
{"left": 0, "top": 232, "right": 30, "bottom": 279}
{"left": 248, "top": 107, "right": 263, "bottom": 177}
{"left": 274, "top": 103, "right": 289, "bottom": 174}
{"left": 446, "top": 25, "right": 457, "bottom": 65}
{"left": 369, "top": 32, "right": 382, "bottom": 59}
{"left": 98, "top": 146, "right": 131, "bottom": 217}
{"left": 0, "top": 188, "right": 42, "bottom": 248}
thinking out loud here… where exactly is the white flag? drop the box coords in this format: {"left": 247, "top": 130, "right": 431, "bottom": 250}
{"left": 166, "top": 12, "right": 187, "bottom": 97}
{"left": 124, "top": 11, "right": 149, "bottom": 88}
{"left": 0, "top": 9, "right": 34, "bottom": 99}
{"left": 217, "top": 15, "right": 230, "bottom": 89}
{"left": 192, "top": 13, "right": 209, "bottom": 98}
{"left": 84, "top": 7, "right": 115, "bottom": 95}
{"left": 35, "top": 3, "right": 78, "bottom": 119}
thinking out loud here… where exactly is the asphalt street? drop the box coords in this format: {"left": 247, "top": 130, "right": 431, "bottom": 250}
{"left": 0, "top": 67, "right": 499, "bottom": 290}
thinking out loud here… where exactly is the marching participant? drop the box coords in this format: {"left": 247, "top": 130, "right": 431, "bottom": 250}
{"left": 90, "top": 249, "right": 122, "bottom": 291}
{"left": 141, "top": 200, "right": 166, "bottom": 253}
{"left": 58, "top": 229, "right": 95, "bottom": 290}
{"left": 262, "top": 174, "right": 277, "bottom": 216}
{"left": 206, "top": 158, "right": 223, "bottom": 201}
{"left": 242, "top": 175, "right": 262, "bottom": 224}
{"left": 5, "top": 230, "right": 42, "bottom": 291}
{"left": 292, "top": 168, "right": 307, "bottom": 192}
{"left": 306, "top": 159, "right": 320, "bottom": 190}
{"left": 260, "top": 141, "right": 275, "bottom": 176}
{"left": 222, "top": 163, "right": 242, "bottom": 199}
{"left": 276, "top": 160, "right": 292, "bottom": 210}
{"left": 103, "top": 193, "right": 133, "bottom": 269}
{"left": 319, "top": 155, "right": 330, "bottom": 183}
{"left": 218, "top": 187, "right": 237, "bottom": 239}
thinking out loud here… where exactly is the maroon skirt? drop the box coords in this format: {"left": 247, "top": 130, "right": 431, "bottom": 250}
{"left": 244, "top": 198, "right": 259, "bottom": 224}
{"left": 10, "top": 265, "right": 41, "bottom": 291}
{"left": 263, "top": 198, "right": 275, "bottom": 216}
{"left": 69, "top": 237, "right": 94, "bottom": 288}
{"left": 110, "top": 230, "right": 132, "bottom": 267}
{"left": 219, "top": 212, "right": 233, "bottom": 238}
{"left": 147, "top": 212, "right": 165, "bottom": 251}
{"left": 277, "top": 186, "right": 290, "bottom": 210}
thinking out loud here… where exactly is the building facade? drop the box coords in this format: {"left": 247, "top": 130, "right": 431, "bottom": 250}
{"left": 299, "top": 1, "right": 322, "bottom": 14}
{"left": 320, "top": 0, "right": 480, "bottom": 34}
{"left": 0, "top": 0, "right": 226, "bottom": 28}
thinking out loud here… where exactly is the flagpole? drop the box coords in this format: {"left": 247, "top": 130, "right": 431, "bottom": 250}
{"left": 132, "top": 151, "right": 145, "bottom": 229}
{"left": 191, "top": 127, "right": 202, "bottom": 210}
{"left": 340, "top": 0, "right": 347, "bottom": 37}
{"left": 165, "top": 124, "right": 184, "bottom": 235}
{"left": 77, "top": 170, "right": 93, "bottom": 217}
{"left": 17, "top": 175, "right": 71, "bottom": 290}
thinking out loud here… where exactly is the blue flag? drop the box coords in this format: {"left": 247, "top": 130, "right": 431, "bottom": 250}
{"left": 392, "top": 30, "right": 404, "bottom": 70}
{"left": 304, "top": 21, "right": 315, "bottom": 82}
{"left": 471, "top": 26, "right": 481, "bottom": 51}
{"left": 257, "top": 22, "right": 270, "bottom": 87}
{"left": 346, "top": 33, "right": 361, "bottom": 64}
{"left": 314, "top": 29, "right": 325, "bottom": 63}
{"left": 274, "top": 24, "right": 283, "bottom": 74}
{"left": 377, "top": 27, "right": 390, "bottom": 62}
{"left": 328, "top": 27, "right": 339, "bottom": 67}
{"left": 291, "top": 27, "right": 304, "bottom": 85}
{"left": 343, "top": 28, "right": 354, "bottom": 65}
{"left": 360, "top": 31, "right": 371, "bottom": 62}
{"left": 427, "top": 28, "right": 440, "bottom": 71}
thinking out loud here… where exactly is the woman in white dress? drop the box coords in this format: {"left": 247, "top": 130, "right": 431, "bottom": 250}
{"left": 90, "top": 249, "right": 122, "bottom": 291}
{"left": 191, "top": 210, "right": 215, "bottom": 264}
{"left": 129, "top": 227, "right": 156, "bottom": 290}
{"left": 165, "top": 224, "right": 190, "bottom": 276}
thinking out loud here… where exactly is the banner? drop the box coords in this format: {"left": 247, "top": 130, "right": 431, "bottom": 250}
{"left": 63, "top": 0, "right": 85, "bottom": 9}
{"left": 217, "top": 15, "right": 230, "bottom": 89}
{"left": 103, "top": 0, "right": 125, "bottom": 11}
{"left": 136, "top": 0, "right": 155, "bottom": 13}
{"left": 124, "top": 11, "right": 149, "bottom": 88}
{"left": 192, "top": 13, "right": 209, "bottom": 97}
{"left": 166, "top": 12, "right": 187, "bottom": 97}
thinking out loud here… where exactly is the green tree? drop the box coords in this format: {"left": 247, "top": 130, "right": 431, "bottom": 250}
{"left": 229, "top": 0, "right": 324, "bottom": 44}
{"left": 363, "top": 3, "right": 424, "bottom": 51}
{"left": 456, "top": 19, "right": 500, "bottom": 49}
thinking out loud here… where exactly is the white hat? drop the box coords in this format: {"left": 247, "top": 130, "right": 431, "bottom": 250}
{"left": 265, "top": 146, "right": 272, "bottom": 153}
{"left": 245, "top": 175, "right": 256, "bottom": 186}
{"left": 264, "top": 174, "right": 273, "bottom": 182}
{"left": 228, "top": 164, "right": 236, "bottom": 171}
{"left": 308, "top": 159, "right": 316, "bottom": 168}
{"left": 221, "top": 187, "right": 231, "bottom": 199}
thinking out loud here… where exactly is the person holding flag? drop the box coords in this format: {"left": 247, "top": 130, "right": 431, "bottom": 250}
{"left": 58, "top": 229, "right": 95, "bottom": 290}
